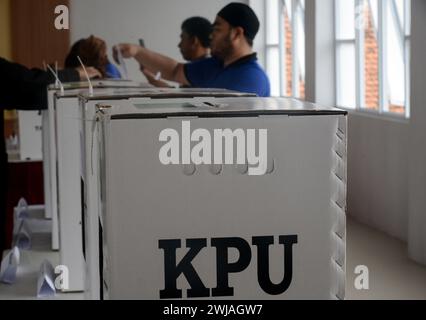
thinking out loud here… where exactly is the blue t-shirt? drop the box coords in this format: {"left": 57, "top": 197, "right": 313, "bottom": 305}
{"left": 105, "top": 62, "right": 122, "bottom": 79}
{"left": 184, "top": 54, "right": 270, "bottom": 97}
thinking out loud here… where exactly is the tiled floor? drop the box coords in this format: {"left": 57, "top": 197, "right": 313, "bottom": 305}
{"left": 1, "top": 216, "right": 426, "bottom": 300}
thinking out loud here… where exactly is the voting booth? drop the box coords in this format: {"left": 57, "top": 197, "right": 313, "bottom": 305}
{"left": 78, "top": 89, "right": 256, "bottom": 300}
{"left": 43, "top": 81, "right": 151, "bottom": 292}
{"left": 89, "top": 97, "right": 347, "bottom": 300}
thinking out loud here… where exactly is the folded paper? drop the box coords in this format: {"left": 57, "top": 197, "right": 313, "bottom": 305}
{"left": 37, "top": 260, "right": 56, "bottom": 298}
{"left": 0, "top": 247, "right": 20, "bottom": 284}
{"left": 13, "top": 220, "right": 32, "bottom": 250}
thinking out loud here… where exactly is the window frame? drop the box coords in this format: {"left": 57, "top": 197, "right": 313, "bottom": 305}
{"left": 334, "top": 0, "right": 411, "bottom": 118}
{"left": 264, "top": 0, "right": 305, "bottom": 98}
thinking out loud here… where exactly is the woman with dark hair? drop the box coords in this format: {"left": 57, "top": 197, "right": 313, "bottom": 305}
{"left": 64, "top": 39, "right": 85, "bottom": 70}
{"left": 65, "top": 35, "right": 121, "bottom": 79}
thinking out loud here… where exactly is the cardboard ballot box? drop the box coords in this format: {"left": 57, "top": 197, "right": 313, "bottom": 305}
{"left": 78, "top": 89, "right": 256, "bottom": 299}
{"left": 91, "top": 97, "right": 347, "bottom": 300}
{"left": 43, "top": 81, "right": 151, "bottom": 292}
{"left": 44, "top": 80, "right": 149, "bottom": 243}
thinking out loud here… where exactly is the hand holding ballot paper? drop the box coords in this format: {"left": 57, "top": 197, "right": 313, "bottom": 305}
{"left": 113, "top": 43, "right": 189, "bottom": 86}
{"left": 114, "top": 43, "right": 153, "bottom": 81}
{"left": 114, "top": 44, "right": 129, "bottom": 80}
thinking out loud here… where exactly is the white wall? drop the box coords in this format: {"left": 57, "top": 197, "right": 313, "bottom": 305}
{"left": 408, "top": 0, "right": 426, "bottom": 264}
{"left": 304, "top": 0, "right": 410, "bottom": 245}
{"left": 70, "top": 0, "right": 246, "bottom": 81}
{"left": 346, "top": 1, "right": 426, "bottom": 264}
{"left": 347, "top": 114, "right": 409, "bottom": 241}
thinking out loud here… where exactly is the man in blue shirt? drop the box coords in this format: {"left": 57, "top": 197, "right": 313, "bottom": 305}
{"left": 142, "top": 16, "right": 213, "bottom": 87}
{"left": 114, "top": 3, "right": 270, "bottom": 97}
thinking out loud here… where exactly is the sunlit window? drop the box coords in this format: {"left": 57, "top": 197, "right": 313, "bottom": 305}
{"left": 265, "top": 0, "right": 305, "bottom": 98}
{"left": 335, "top": 0, "right": 411, "bottom": 117}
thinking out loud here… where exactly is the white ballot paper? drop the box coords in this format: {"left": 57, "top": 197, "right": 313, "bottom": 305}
{"left": 13, "top": 198, "right": 29, "bottom": 236}
{"left": 15, "top": 198, "right": 29, "bottom": 219}
{"left": 37, "top": 260, "right": 56, "bottom": 298}
{"left": 13, "top": 204, "right": 49, "bottom": 237}
{"left": 0, "top": 247, "right": 20, "bottom": 284}
{"left": 14, "top": 219, "right": 32, "bottom": 250}
{"left": 116, "top": 46, "right": 129, "bottom": 80}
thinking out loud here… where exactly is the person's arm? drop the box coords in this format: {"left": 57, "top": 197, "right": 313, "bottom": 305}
{"left": 0, "top": 57, "right": 101, "bottom": 110}
{"left": 141, "top": 67, "right": 173, "bottom": 88}
{"left": 113, "top": 44, "right": 190, "bottom": 86}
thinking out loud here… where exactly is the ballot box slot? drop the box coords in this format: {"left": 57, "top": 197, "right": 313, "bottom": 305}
{"left": 82, "top": 92, "right": 256, "bottom": 101}
{"left": 110, "top": 109, "right": 347, "bottom": 120}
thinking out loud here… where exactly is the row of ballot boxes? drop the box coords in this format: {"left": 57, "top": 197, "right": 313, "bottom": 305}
{"left": 43, "top": 80, "right": 153, "bottom": 292}
{"left": 43, "top": 82, "right": 256, "bottom": 295}
{"left": 43, "top": 82, "right": 347, "bottom": 299}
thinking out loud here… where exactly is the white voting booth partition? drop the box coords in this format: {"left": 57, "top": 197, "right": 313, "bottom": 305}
{"left": 43, "top": 81, "right": 151, "bottom": 292}
{"left": 78, "top": 89, "right": 256, "bottom": 300}
{"left": 89, "top": 97, "right": 347, "bottom": 300}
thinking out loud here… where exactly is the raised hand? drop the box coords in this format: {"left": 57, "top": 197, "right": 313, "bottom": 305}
{"left": 112, "top": 43, "right": 141, "bottom": 64}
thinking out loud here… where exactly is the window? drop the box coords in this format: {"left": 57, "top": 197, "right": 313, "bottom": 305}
{"left": 335, "top": 0, "right": 411, "bottom": 117}
{"left": 265, "top": 0, "right": 305, "bottom": 98}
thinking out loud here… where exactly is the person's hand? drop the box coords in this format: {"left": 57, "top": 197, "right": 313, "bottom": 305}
{"left": 141, "top": 67, "right": 156, "bottom": 82}
{"left": 76, "top": 66, "right": 102, "bottom": 80}
{"left": 141, "top": 66, "right": 170, "bottom": 88}
{"left": 113, "top": 43, "right": 141, "bottom": 64}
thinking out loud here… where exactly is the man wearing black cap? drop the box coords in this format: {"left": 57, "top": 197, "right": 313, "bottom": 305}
{"left": 114, "top": 2, "right": 270, "bottom": 97}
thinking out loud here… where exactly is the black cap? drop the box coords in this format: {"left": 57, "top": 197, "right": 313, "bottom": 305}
{"left": 217, "top": 3, "right": 260, "bottom": 41}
